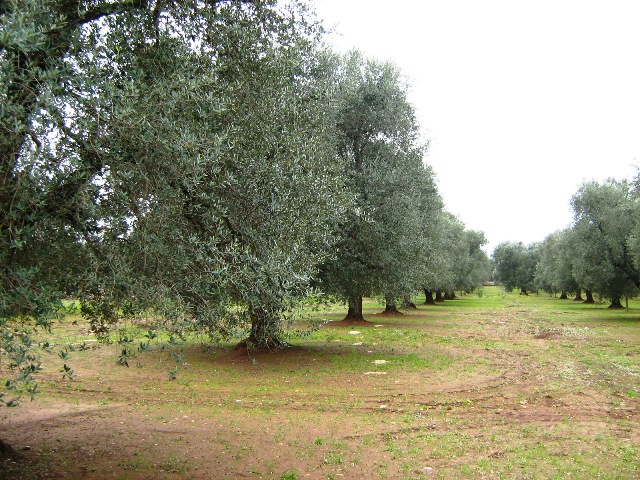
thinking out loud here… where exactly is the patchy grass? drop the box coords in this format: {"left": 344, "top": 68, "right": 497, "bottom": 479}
{"left": 1, "top": 287, "right": 639, "bottom": 479}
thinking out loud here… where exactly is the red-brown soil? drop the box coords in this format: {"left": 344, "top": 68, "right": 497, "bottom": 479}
{"left": 1, "top": 296, "right": 639, "bottom": 479}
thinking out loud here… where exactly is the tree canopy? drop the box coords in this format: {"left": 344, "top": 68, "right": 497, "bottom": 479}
{"left": 494, "top": 172, "right": 640, "bottom": 307}
{"left": 317, "top": 52, "right": 443, "bottom": 319}
{"left": 492, "top": 241, "right": 540, "bottom": 295}
{"left": 1, "top": 0, "right": 492, "bottom": 407}
{"left": 1, "top": 0, "right": 350, "bottom": 403}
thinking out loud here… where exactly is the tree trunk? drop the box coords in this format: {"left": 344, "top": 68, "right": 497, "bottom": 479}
{"left": 559, "top": 291, "right": 568, "bottom": 299}
{"left": 573, "top": 289, "right": 583, "bottom": 301}
{"left": 424, "top": 289, "right": 435, "bottom": 305}
{"left": 583, "top": 290, "right": 595, "bottom": 304}
{"left": 435, "top": 290, "right": 444, "bottom": 302}
{"left": 402, "top": 295, "right": 417, "bottom": 309}
{"left": 344, "top": 295, "right": 364, "bottom": 321}
{"left": 444, "top": 291, "right": 456, "bottom": 300}
{"left": 238, "top": 304, "right": 288, "bottom": 350}
{"left": 383, "top": 295, "right": 400, "bottom": 314}
{"left": 607, "top": 296, "right": 624, "bottom": 309}
{"left": 520, "top": 286, "right": 529, "bottom": 295}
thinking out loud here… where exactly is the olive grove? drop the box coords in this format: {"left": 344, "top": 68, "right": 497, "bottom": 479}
{"left": 496, "top": 173, "right": 640, "bottom": 308}
{"left": 1, "top": 0, "right": 490, "bottom": 406}
{"left": 492, "top": 241, "right": 540, "bottom": 295}
{"left": 1, "top": 0, "right": 349, "bottom": 404}
{"left": 317, "top": 52, "right": 442, "bottom": 319}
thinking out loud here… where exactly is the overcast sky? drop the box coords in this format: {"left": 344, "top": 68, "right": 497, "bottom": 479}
{"left": 313, "top": 0, "right": 640, "bottom": 253}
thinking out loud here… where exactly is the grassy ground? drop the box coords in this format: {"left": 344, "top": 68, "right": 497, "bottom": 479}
{"left": 1, "top": 287, "right": 638, "bottom": 479}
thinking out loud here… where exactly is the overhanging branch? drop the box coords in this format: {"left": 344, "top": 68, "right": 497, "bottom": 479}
{"left": 72, "top": 0, "right": 150, "bottom": 28}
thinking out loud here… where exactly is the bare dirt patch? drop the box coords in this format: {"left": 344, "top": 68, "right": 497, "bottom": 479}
{"left": 2, "top": 292, "right": 639, "bottom": 479}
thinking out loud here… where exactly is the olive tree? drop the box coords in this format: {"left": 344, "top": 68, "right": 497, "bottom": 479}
{"left": 1, "top": 0, "right": 347, "bottom": 405}
{"left": 93, "top": 14, "right": 347, "bottom": 349}
{"left": 452, "top": 228, "right": 491, "bottom": 293}
{"left": 492, "top": 241, "right": 540, "bottom": 295}
{"left": 571, "top": 179, "right": 640, "bottom": 307}
{"left": 627, "top": 169, "right": 640, "bottom": 276}
{"left": 418, "top": 209, "right": 449, "bottom": 304}
{"left": 376, "top": 156, "right": 441, "bottom": 313}
{"left": 536, "top": 229, "right": 581, "bottom": 299}
{"left": 318, "top": 52, "right": 438, "bottom": 319}
{"left": 418, "top": 214, "right": 488, "bottom": 302}
{"left": 1, "top": 0, "right": 163, "bottom": 407}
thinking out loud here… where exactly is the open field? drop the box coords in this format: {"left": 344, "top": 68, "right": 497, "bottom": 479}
{"left": 1, "top": 287, "right": 639, "bottom": 479}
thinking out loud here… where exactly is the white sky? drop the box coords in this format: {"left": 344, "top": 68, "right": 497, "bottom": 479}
{"left": 312, "top": 0, "right": 640, "bottom": 253}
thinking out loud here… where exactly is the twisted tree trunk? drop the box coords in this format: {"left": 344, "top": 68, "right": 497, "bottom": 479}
{"left": 583, "top": 290, "right": 595, "bottom": 304}
{"left": 238, "top": 304, "right": 288, "bottom": 350}
{"left": 607, "top": 296, "right": 624, "bottom": 309}
{"left": 424, "top": 289, "right": 435, "bottom": 305}
{"left": 402, "top": 295, "right": 417, "bottom": 309}
{"left": 345, "top": 295, "right": 364, "bottom": 321}
{"left": 383, "top": 295, "right": 400, "bottom": 314}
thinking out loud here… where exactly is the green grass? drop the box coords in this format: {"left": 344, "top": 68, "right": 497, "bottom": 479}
{"left": 2, "top": 287, "right": 639, "bottom": 479}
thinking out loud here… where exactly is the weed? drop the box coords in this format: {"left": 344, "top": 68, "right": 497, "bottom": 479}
{"left": 163, "top": 455, "right": 188, "bottom": 474}
{"left": 279, "top": 471, "right": 299, "bottom": 480}
{"left": 323, "top": 452, "right": 344, "bottom": 465}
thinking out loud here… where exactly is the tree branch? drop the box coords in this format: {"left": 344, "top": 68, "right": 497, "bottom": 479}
{"left": 72, "top": 0, "right": 150, "bottom": 28}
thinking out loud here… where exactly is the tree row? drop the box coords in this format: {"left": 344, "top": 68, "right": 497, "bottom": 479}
{"left": 1, "top": 1, "right": 490, "bottom": 404}
{"left": 492, "top": 175, "right": 640, "bottom": 307}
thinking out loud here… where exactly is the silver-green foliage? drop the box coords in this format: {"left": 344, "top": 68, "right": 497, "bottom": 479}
{"left": 631, "top": 170, "right": 640, "bottom": 271}
{"left": 1, "top": 0, "right": 161, "bottom": 406}
{"left": 570, "top": 178, "right": 639, "bottom": 303}
{"left": 536, "top": 229, "right": 580, "bottom": 296}
{"left": 1, "top": 0, "right": 347, "bottom": 404}
{"left": 492, "top": 241, "right": 540, "bottom": 293}
{"left": 88, "top": 12, "right": 347, "bottom": 347}
{"left": 319, "top": 52, "right": 440, "bottom": 310}
{"left": 422, "top": 213, "right": 489, "bottom": 294}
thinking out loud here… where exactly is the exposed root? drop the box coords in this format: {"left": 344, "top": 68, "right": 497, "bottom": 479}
{"left": 235, "top": 335, "right": 290, "bottom": 352}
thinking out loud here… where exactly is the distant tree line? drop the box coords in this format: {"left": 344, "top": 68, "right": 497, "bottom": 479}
{"left": 1, "top": 0, "right": 491, "bottom": 405}
{"left": 492, "top": 175, "right": 640, "bottom": 307}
